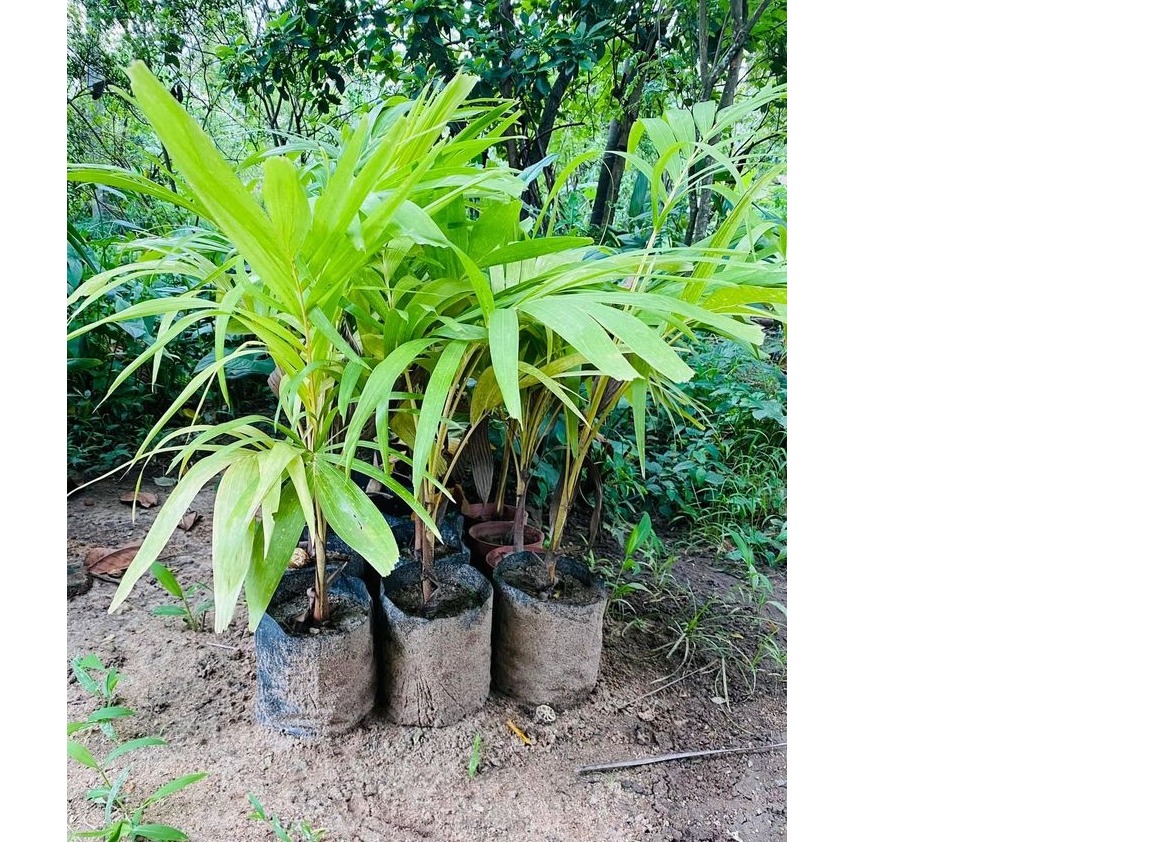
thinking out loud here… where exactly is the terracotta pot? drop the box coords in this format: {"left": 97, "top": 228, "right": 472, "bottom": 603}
{"left": 466, "top": 520, "right": 543, "bottom": 576}
{"left": 485, "top": 544, "right": 544, "bottom": 575}
{"left": 460, "top": 502, "right": 516, "bottom": 534}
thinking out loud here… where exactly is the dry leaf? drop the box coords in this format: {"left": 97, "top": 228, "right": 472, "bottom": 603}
{"left": 178, "top": 511, "right": 202, "bottom": 531}
{"left": 83, "top": 544, "right": 142, "bottom": 576}
{"left": 120, "top": 491, "right": 159, "bottom": 508}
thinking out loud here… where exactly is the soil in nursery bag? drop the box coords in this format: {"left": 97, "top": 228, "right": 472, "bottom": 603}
{"left": 255, "top": 570, "right": 375, "bottom": 738}
{"left": 492, "top": 552, "right": 609, "bottom": 709}
{"left": 271, "top": 590, "right": 367, "bottom": 635}
{"left": 379, "top": 562, "right": 493, "bottom": 727}
{"left": 500, "top": 561, "right": 603, "bottom": 605}
{"left": 387, "top": 577, "right": 485, "bottom": 619}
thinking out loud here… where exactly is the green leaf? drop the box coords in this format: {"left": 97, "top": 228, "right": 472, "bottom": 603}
{"left": 487, "top": 309, "right": 522, "bottom": 423}
{"left": 578, "top": 301, "right": 694, "bottom": 383}
{"left": 150, "top": 563, "right": 183, "bottom": 599}
{"left": 263, "top": 156, "right": 311, "bottom": 254}
{"left": 477, "top": 238, "right": 591, "bottom": 269}
{"left": 126, "top": 62, "right": 296, "bottom": 308}
{"left": 308, "top": 306, "right": 369, "bottom": 369}
{"left": 143, "top": 772, "right": 208, "bottom": 806}
{"left": 243, "top": 483, "right": 306, "bottom": 631}
{"left": 314, "top": 459, "right": 399, "bottom": 577}
{"left": 575, "top": 291, "right": 764, "bottom": 349}
{"left": 692, "top": 101, "right": 716, "bottom": 139}
{"left": 152, "top": 605, "right": 188, "bottom": 617}
{"left": 67, "top": 164, "right": 207, "bottom": 217}
{"left": 410, "top": 341, "right": 468, "bottom": 496}
{"left": 74, "top": 824, "right": 124, "bottom": 838}
{"left": 88, "top": 706, "right": 135, "bottom": 723}
{"left": 520, "top": 299, "right": 639, "bottom": 381}
{"left": 104, "top": 736, "right": 166, "bottom": 765}
{"left": 625, "top": 512, "right": 653, "bottom": 558}
{"left": 337, "top": 358, "right": 363, "bottom": 420}
{"left": 516, "top": 362, "right": 586, "bottom": 424}
{"left": 68, "top": 740, "right": 99, "bottom": 769}
{"left": 210, "top": 454, "right": 263, "bottom": 632}
{"left": 108, "top": 444, "right": 250, "bottom": 614}
{"left": 450, "top": 244, "right": 495, "bottom": 319}
{"left": 71, "top": 654, "right": 103, "bottom": 695}
{"left": 207, "top": 443, "right": 300, "bottom": 632}
{"left": 629, "top": 378, "right": 647, "bottom": 477}
{"left": 383, "top": 199, "right": 451, "bottom": 247}
{"left": 349, "top": 457, "right": 437, "bottom": 538}
{"left": 340, "top": 338, "right": 435, "bottom": 468}
{"left": 247, "top": 793, "right": 268, "bottom": 820}
{"left": 132, "top": 825, "right": 190, "bottom": 841}
{"left": 627, "top": 120, "right": 645, "bottom": 155}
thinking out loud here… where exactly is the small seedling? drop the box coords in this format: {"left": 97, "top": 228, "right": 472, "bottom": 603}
{"left": 150, "top": 562, "right": 214, "bottom": 631}
{"left": 68, "top": 655, "right": 207, "bottom": 841}
{"left": 467, "top": 732, "right": 484, "bottom": 779}
{"left": 593, "top": 514, "right": 664, "bottom": 617}
{"left": 71, "top": 653, "right": 120, "bottom": 709}
{"left": 725, "top": 528, "right": 775, "bottom": 608}
{"left": 248, "top": 794, "right": 326, "bottom": 842}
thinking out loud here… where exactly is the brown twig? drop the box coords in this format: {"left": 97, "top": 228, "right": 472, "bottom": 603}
{"left": 506, "top": 719, "right": 533, "bottom": 746}
{"left": 575, "top": 743, "right": 785, "bottom": 775}
{"left": 614, "top": 662, "right": 716, "bottom": 710}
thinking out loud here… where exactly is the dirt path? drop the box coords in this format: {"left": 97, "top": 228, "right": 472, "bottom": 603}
{"left": 66, "top": 479, "right": 786, "bottom": 842}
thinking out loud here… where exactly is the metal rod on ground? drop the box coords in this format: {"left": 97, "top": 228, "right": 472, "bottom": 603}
{"left": 575, "top": 743, "right": 786, "bottom": 774}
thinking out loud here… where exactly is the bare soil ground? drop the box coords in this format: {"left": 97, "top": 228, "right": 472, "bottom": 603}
{"left": 67, "top": 478, "right": 786, "bottom": 842}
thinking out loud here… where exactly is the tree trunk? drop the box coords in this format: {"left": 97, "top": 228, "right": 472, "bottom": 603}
{"left": 686, "top": 0, "right": 753, "bottom": 245}
{"left": 519, "top": 65, "right": 577, "bottom": 211}
{"left": 497, "top": 0, "right": 522, "bottom": 173}
{"left": 588, "top": 64, "right": 650, "bottom": 238}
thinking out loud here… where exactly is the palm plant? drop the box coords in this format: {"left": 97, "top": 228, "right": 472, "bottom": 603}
{"left": 67, "top": 63, "right": 507, "bottom": 630}
{"left": 489, "top": 88, "right": 788, "bottom": 584}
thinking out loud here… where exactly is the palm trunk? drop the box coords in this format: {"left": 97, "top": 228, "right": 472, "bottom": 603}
{"left": 512, "top": 467, "right": 530, "bottom": 552}
{"left": 311, "top": 502, "right": 329, "bottom": 624}
{"left": 419, "top": 523, "right": 435, "bottom": 604}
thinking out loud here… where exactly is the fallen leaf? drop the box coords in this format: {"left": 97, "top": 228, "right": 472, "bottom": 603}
{"left": 710, "top": 696, "right": 727, "bottom": 705}
{"left": 152, "top": 476, "right": 177, "bottom": 488}
{"left": 83, "top": 544, "right": 142, "bottom": 576}
{"left": 120, "top": 491, "right": 159, "bottom": 508}
{"left": 178, "top": 511, "right": 202, "bottom": 531}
